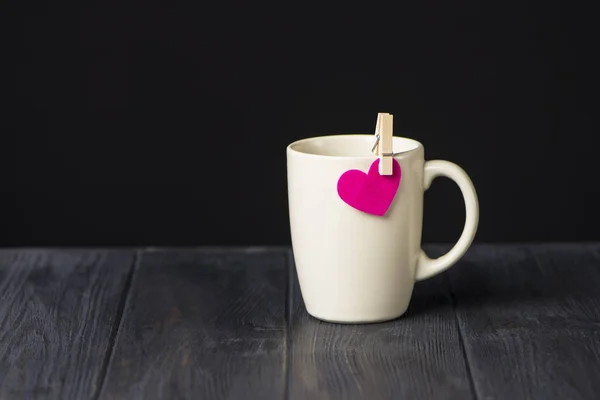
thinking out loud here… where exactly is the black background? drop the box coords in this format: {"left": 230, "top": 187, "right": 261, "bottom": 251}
{"left": 6, "top": 1, "right": 599, "bottom": 246}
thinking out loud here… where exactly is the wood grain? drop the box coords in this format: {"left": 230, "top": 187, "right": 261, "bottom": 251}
{"left": 0, "top": 250, "right": 135, "bottom": 400}
{"left": 449, "top": 244, "right": 600, "bottom": 400}
{"left": 100, "top": 249, "right": 287, "bottom": 400}
{"left": 287, "top": 246, "right": 474, "bottom": 400}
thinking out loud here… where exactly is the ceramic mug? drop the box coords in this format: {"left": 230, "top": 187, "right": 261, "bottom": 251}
{"left": 286, "top": 134, "right": 479, "bottom": 323}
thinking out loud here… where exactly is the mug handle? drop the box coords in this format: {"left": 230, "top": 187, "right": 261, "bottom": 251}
{"left": 415, "top": 160, "right": 480, "bottom": 281}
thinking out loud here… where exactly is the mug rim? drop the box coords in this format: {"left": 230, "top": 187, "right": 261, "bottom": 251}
{"left": 286, "top": 134, "right": 424, "bottom": 160}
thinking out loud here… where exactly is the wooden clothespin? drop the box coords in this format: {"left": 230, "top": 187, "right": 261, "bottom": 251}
{"left": 373, "top": 112, "right": 394, "bottom": 175}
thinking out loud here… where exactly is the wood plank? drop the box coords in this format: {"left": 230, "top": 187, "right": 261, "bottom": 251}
{"left": 0, "top": 249, "right": 136, "bottom": 400}
{"left": 288, "top": 246, "right": 474, "bottom": 400}
{"left": 100, "top": 249, "right": 287, "bottom": 400}
{"left": 449, "top": 244, "right": 600, "bottom": 400}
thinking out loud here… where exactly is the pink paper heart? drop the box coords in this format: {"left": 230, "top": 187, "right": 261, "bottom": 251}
{"left": 337, "top": 158, "right": 401, "bottom": 216}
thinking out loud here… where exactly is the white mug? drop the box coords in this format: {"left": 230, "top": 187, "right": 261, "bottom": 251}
{"left": 286, "top": 134, "right": 479, "bottom": 323}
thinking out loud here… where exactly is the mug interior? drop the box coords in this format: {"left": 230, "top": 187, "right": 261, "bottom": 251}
{"left": 288, "top": 134, "right": 422, "bottom": 158}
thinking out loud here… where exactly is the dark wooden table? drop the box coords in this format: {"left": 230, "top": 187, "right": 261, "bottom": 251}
{"left": 1, "top": 244, "right": 599, "bottom": 400}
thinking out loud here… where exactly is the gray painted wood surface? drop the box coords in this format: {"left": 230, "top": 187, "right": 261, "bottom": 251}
{"left": 0, "top": 250, "right": 136, "bottom": 400}
{"left": 0, "top": 245, "right": 599, "bottom": 399}
{"left": 99, "top": 249, "right": 288, "bottom": 400}
{"left": 448, "top": 244, "right": 600, "bottom": 400}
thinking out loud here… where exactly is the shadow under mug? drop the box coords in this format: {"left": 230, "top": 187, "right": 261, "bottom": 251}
{"left": 286, "top": 134, "right": 479, "bottom": 324}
